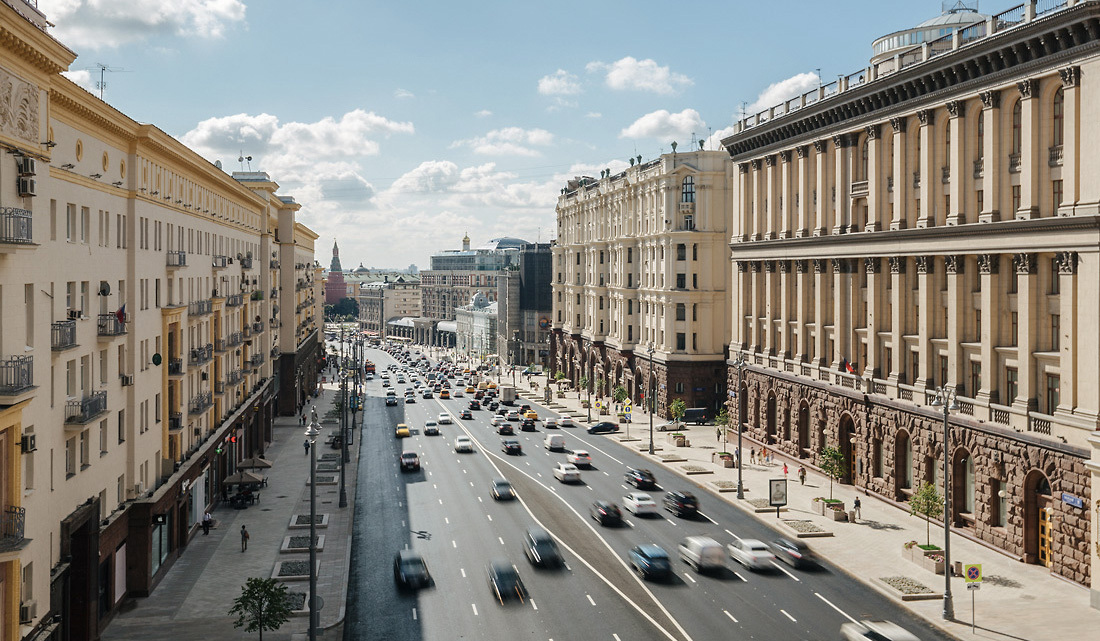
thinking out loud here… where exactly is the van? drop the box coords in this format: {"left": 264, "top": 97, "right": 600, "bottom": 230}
{"left": 544, "top": 434, "right": 565, "bottom": 451}
{"left": 677, "top": 536, "right": 725, "bottom": 573}
{"left": 682, "top": 408, "right": 710, "bottom": 425}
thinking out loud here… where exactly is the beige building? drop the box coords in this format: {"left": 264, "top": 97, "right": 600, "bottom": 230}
{"left": 552, "top": 149, "right": 732, "bottom": 415}
{"left": 358, "top": 276, "right": 421, "bottom": 337}
{"left": 721, "top": 0, "right": 1099, "bottom": 596}
{"left": 0, "top": 2, "right": 322, "bottom": 638}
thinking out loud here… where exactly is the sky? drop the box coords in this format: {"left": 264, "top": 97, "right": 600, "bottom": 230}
{"left": 40, "top": 0, "right": 1017, "bottom": 271}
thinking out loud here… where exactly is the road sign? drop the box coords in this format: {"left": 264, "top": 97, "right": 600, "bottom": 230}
{"left": 964, "top": 564, "right": 982, "bottom": 583}
{"left": 967, "top": 583, "right": 980, "bottom": 590}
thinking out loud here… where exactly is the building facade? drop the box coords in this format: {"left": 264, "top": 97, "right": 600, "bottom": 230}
{"left": 721, "top": 0, "right": 1100, "bottom": 595}
{"left": 497, "top": 243, "right": 553, "bottom": 371}
{"left": 552, "top": 149, "right": 733, "bottom": 416}
{"left": 0, "top": 3, "right": 322, "bottom": 638}
{"left": 358, "top": 275, "right": 421, "bottom": 337}
{"left": 454, "top": 294, "right": 498, "bottom": 363}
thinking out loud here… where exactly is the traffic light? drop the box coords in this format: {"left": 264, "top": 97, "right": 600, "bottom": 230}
{"left": 216, "top": 445, "right": 224, "bottom": 455}
{"left": 229, "top": 435, "right": 238, "bottom": 443}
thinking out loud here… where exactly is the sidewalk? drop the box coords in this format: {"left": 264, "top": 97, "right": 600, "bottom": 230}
{"left": 511, "top": 376, "right": 1098, "bottom": 641}
{"left": 103, "top": 378, "right": 358, "bottom": 641}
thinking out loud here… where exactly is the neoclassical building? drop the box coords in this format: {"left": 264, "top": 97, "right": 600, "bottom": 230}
{"left": 721, "top": 0, "right": 1099, "bottom": 594}
{"left": 552, "top": 149, "right": 732, "bottom": 415}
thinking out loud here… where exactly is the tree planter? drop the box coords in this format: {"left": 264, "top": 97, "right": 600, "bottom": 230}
{"left": 903, "top": 543, "right": 945, "bottom": 575}
{"left": 810, "top": 498, "right": 844, "bottom": 516}
{"left": 711, "top": 453, "right": 736, "bottom": 468}
{"left": 826, "top": 506, "right": 848, "bottom": 521}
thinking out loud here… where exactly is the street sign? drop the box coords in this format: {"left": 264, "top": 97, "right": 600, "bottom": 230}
{"left": 966, "top": 583, "right": 980, "bottom": 590}
{"left": 964, "top": 564, "right": 982, "bottom": 583}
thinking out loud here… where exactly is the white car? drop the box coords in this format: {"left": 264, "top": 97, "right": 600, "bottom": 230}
{"left": 423, "top": 420, "right": 440, "bottom": 436}
{"left": 557, "top": 416, "right": 574, "bottom": 428}
{"left": 840, "top": 621, "right": 921, "bottom": 641}
{"left": 544, "top": 418, "right": 559, "bottom": 429}
{"left": 438, "top": 413, "right": 453, "bottom": 425}
{"left": 454, "top": 436, "right": 474, "bottom": 453}
{"left": 506, "top": 411, "right": 521, "bottom": 421}
{"left": 552, "top": 463, "right": 581, "bottom": 483}
{"left": 566, "top": 450, "right": 592, "bottom": 467}
{"left": 490, "top": 416, "right": 504, "bottom": 427}
{"left": 453, "top": 389, "right": 464, "bottom": 397}
{"left": 622, "top": 492, "right": 658, "bottom": 516}
{"left": 727, "top": 538, "right": 776, "bottom": 570}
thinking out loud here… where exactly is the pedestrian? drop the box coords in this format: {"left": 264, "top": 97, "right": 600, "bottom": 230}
{"left": 716, "top": 426, "right": 722, "bottom": 443}
{"left": 783, "top": 463, "right": 789, "bottom": 477}
{"left": 750, "top": 447, "right": 756, "bottom": 464}
{"left": 798, "top": 465, "right": 806, "bottom": 485}
{"left": 240, "top": 525, "right": 250, "bottom": 552}
{"left": 853, "top": 497, "right": 862, "bottom": 521}
{"left": 762, "top": 446, "right": 769, "bottom": 463}
{"left": 202, "top": 511, "right": 212, "bottom": 535}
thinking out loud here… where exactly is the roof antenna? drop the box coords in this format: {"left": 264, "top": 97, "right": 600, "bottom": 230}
{"left": 238, "top": 151, "right": 252, "bottom": 171}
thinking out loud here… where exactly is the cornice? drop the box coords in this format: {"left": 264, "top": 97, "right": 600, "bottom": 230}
{"left": 0, "top": 3, "right": 75, "bottom": 76}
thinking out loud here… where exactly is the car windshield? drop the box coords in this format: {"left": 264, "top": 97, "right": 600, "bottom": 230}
{"left": 494, "top": 481, "right": 511, "bottom": 491}
{"left": 400, "top": 557, "right": 426, "bottom": 574}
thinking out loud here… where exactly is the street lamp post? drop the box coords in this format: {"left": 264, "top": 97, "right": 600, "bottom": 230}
{"left": 732, "top": 352, "right": 747, "bottom": 499}
{"left": 647, "top": 345, "right": 655, "bottom": 455}
{"left": 305, "top": 408, "right": 321, "bottom": 641}
{"left": 931, "top": 385, "right": 958, "bottom": 620}
{"left": 338, "top": 371, "right": 348, "bottom": 508}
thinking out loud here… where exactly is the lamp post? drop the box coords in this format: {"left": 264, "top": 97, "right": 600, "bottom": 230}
{"left": 585, "top": 370, "right": 592, "bottom": 423}
{"left": 931, "top": 385, "right": 958, "bottom": 620}
{"left": 732, "top": 352, "right": 747, "bottom": 499}
{"left": 305, "top": 407, "right": 321, "bottom": 641}
{"left": 647, "top": 345, "right": 655, "bottom": 455}
{"left": 338, "top": 371, "right": 348, "bottom": 508}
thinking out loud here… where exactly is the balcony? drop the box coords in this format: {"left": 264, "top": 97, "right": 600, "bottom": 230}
{"left": 168, "top": 358, "right": 183, "bottom": 376}
{"left": 1049, "top": 145, "right": 1063, "bottom": 167}
{"left": 166, "top": 250, "right": 187, "bottom": 268}
{"left": 250, "top": 353, "right": 265, "bottom": 367}
{"left": 973, "top": 158, "right": 984, "bottom": 179}
{"left": 252, "top": 321, "right": 265, "bottom": 334}
{"left": 271, "top": 288, "right": 278, "bottom": 300}
{"left": 271, "top": 346, "right": 281, "bottom": 359}
{"left": 214, "top": 380, "right": 225, "bottom": 395}
{"left": 97, "top": 313, "right": 127, "bottom": 337}
{"left": 65, "top": 391, "right": 108, "bottom": 425}
{"left": 1008, "top": 153, "right": 1021, "bottom": 173}
{"left": 226, "top": 369, "right": 243, "bottom": 385}
{"left": 168, "top": 412, "right": 183, "bottom": 431}
{"left": 941, "top": 165, "right": 951, "bottom": 184}
{"left": 214, "top": 338, "right": 226, "bottom": 352}
{"left": 0, "top": 356, "right": 33, "bottom": 402}
{"left": 0, "top": 506, "right": 27, "bottom": 554}
{"left": 0, "top": 207, "right": 32, "bottom": 246}
{"left": 242, "top": 326, "right": 252, "bottom": 339}
{"left": 226, "top": 293, "right": 243, "bottom": 307}
{"left": 850, "top": 180, "right": 869, "bottom": 198}
{"left": 188, "top": 392, "right": 213, "bottom": 415}
{"left": 226, "top": 331, "right": 243, "bottom": 348}
{"left": 250, "top": 290, "right": 264, "bottom": 301}
{"left": 51, "top": 320, "right": 77, "bottom": 351}
{"left": 189, "top": 344, "right": 213, "bottom": 366}
{"left": 212, "top": 255, "right": 228, "bottom": 269}
{"left": 270, "top": 259, "right": 280, "bottom": 269}
{"left": 240, "top": 256, "right": 254, "bottom": 270}
{"left": 188, "top": 299, "right": 212, "bottom": 316}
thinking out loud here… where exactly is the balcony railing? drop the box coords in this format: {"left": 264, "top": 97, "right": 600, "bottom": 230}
{"left": 166, "top": 250, "right": 187, "bottom": 268}
{"left": 0, "top": 506, "right": 26, "bottom": 552}
{"left": 240, "top": 257, "right": 254, "bottom": 270}
{"left": 226, "top": 369, "right": 243, "bottom": 385}
{"left": 214, "top": 380, "right": 225, "bottom": 395}
{"left": 1048, "top": 145, "right": 1063, "bottom": 167}
{"left": 188, "top": 299, "right": 212, "bottom": 316}
{"left": 973, "top": 158, "right": 984, "bottom": 179}
{"left": 51, "top": 320, "right": 77, "bottom": 350}
{"left": 850, "top": 180, "right": 869, "bottom": 198}
{"left": 212, "top": 255, "right": 228, "bottom": 269}
{"left": 168, "top": 358, "right": 183, "bottom": 375}
{"left": 168, "top": 412, "right": 183, "bottom": 431}
{"left": 189, "top": 344, "right": 213, "bottom": 365}
{"left": 65, "top": 391, "right": 107, "bottom": 424}
{"left": 97, "top": 313, "right": 126, "bottom": 336}
{"left": 1008, "top": 153, "right": 1021, "bottom": 173}
{"left": 271, "top": 288, "right": 278, "bottom": 300}
{"left": 0, "top": 207, "right": 33, "bottom": 245}
{"left": 252, "top": 321, "right": 264, "bottom": 334}
{"left": 226, "top": 293, "right": 243, "bottom": 307}
{"left": 0, "top": 356, "right": 33, "bottom": 394}
{"left": 242, "top": 326, "right": 252, "bottom": 339}
{"left": 214, "top": 338, "right": 227, "bottom": 352}
{"left": 189, "top": 392, "right": 213, "bottom": 415}
{"left": 250, "top": 353, "right": 265, "bottom": 367}
{"left": 270, "top": 260, "right": 280, "bottom": 269}
{"left": 226, "top": 331, "right": 243, "bottom": 348}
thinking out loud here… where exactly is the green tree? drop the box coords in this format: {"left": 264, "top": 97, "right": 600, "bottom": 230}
{"left": 578, "top": 375, "right": 589, "bottom": 393}
{"left": 612, "top": 385, "right": 628, "bottom": 404}
{"left": 595, "top": 376, "right": 606, "bottom": 396}
{"left": 909, "top": 481, "right": 945, "bottom": 547}
{"left": 554, "top": 371, "right": 566, "bottom": 383}
{"left": 228, "top": 577, "right": 292, "bottom": 641}
{"left": 669, "top": 398, "right": 687, "bottom": 424}
{"left": 715, "top": 407, "right": 729, "bottom": 428}
{"left": 818, "top": 445, "right": 845, "bottom": 499}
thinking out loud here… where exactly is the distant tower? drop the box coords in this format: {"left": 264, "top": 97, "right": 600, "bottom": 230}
{"left": 325, "top": 238, "right": 347, "bottom": 304}
{"left": 462, "top": 233, "right": 471, "bottom": 251}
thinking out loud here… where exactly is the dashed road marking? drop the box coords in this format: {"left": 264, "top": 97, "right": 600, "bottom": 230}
{"left": 444, "top": 517, "right": 449, "bottom": 524}
{"left": 725, "top": 529, "right": 739, "bottom": 540}
{"left": 498, "top": 536, "right": 505, "bottom": 545}
{"left": 471, "top": 603, "right": 478, "bottom": 616}
{"left": 723, "top": 610, "right": 738, "bottom": 623}
{"left": 733, "top": 571, "right": 747, "bottom": 582}
{"left": 698, "top": 511, "right": 718, "bottom": 525}
{"left": 412, "top": 607, "right": 417, "bottom": 620}
{"left": 487, "top": 514, "right": 493, "bottom": 522}
{"left": 772, "top": 561, "right": 800, "bottom": 581}
{"left": 531, "top": 599, "right": 537, "bottom": 611}
{"left": 682, "top": 572, "right": 696, "bottom": 584}
{"left": 586, "top": 594, "right": 596, "bottom": 606}
{"left": 460, "top": 568, "right": 466, "bottom": 578}
{"left": 780, "top": 609, "right": 796, "bottom": 622}
{"left": 815, "top": 592, "right": 858, "bottom": 624}
{"left": 452, "top": 540, "right": 457, "bottom": 548}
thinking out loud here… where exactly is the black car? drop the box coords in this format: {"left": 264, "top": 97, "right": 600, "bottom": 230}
{"left": 385, "top": 396, "right": 398, "bottom": 406}
{"left": 522, "top": 527, "right": 564, "bottom": 568}
{"left": 488, "top": 401, "right": 500, "bottom": 411}
{"left": 628, "top": 545, "right": 671, "bottom": 581}
{"left": 487, "top": 560, "right": 526, "bottom": 604}
{"left": 468, "top": 400, "right": 481, "bottom": 410}
{"left": 491, "top": 478, "right": 516, "bottom": 500}
{"left": 590, "top": 500, "right": 623, "bottom": 526}
{"left": 497, "top": 424, "right": 514, "bottom": 435}
{"left": 520, "top": 418, "right": 536, "bottom": 431}
{"left": 393, "top": 550, "right": 432, "bottom": 590}
{"left": 587, "top": 421, "right": 618, "bottom": 434}
{"left": 770, "top": 538, "right": 817, "bottom": 568}
{"left": 625, "top": 468, "right": 657, "bottom": 489}
{"left": 663, "top": 491, "right": 698, "bottom": 517}
{"left": 501, "top": 438, "right": 522, "bottom": 455}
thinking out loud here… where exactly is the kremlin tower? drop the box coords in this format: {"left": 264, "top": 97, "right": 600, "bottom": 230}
{"left": 324, "top": 239, "right": 347, "bottom": 304}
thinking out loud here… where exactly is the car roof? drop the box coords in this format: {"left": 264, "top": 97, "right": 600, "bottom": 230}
{"left": 635, "top": 544, "right": 667, "bottom": 557}
{"left": 397, "top": 549, "right": 423, "bottom": 562}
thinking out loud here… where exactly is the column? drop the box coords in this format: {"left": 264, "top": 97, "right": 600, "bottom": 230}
{"left": 1056, "top": 251, "right": 1081, "bottom": 416}
{"left": 945, "top": 256, "right": 966, "bottom": 393}
{"left": 833, "top": 134, "right": 852, "bottom": 234}
{"left": 890, "top": 117, "right": 909, "bottom": 230}
{"left": 916, "top": 109, "right": 936, "bottom": 228}
{"left": 765, "top": 155, "right": 779, "bottom": 239}
{"left": 796, "top": 146, "right": 811, "bottom": 236}
{"left": 980, "top": 90, "right": 1002, "bottom": 222}
{"left": 778, "top": 261, "right": 792, "bottom": 357}
{"left": 866, "top": 125, "right": 883, "bottom": 232}
{"left": 813, "top": 259, "right": 828, "bottom": 365}
{"left": 947, "top": 100, "right": 967, "bottom": 225}
{"left": 763, "top": 261, "right": 777, "bottom": 353}
{"left": 832, "top": 258, "right": 853, "bottom": 369}
{"left": 751, "top": 160, "right": 763, "bottom": 241}
{"left": 738, "top": 163, "right": 752, "bottom": 240}
{"left": 976, "top": 254, "right": 1000, "bottom": 405}
{"left": 736, "top": 262, "right": 750, "bottom": 350}
{"left": 780, "top": 150, "right": 794, "bottom": 238}
{"left": 914, "top": 256, "right": 935, "bottom": 389}
{"left": 888, "top": 256, "right": 905, "bottom": 387}
{"left": 795, "top": 260, "right": 811, "bottom": 360}
{"left": 863, "top": 258, "right": 885, "bottom": 381}
{"left": 750, "top": 261, "right": 763, "bottom": 351}
{"left": 1012, "top": 253, "right": 1037, "bottom": 416}
{"left": 1058, "top": 67, "right": 1080, "bottom": 213}
{"left": 814, "top": 140, "right": 830, "bottom": 236}
{"left": 1016, "top": 79, "right": 1040, "bottom": 219}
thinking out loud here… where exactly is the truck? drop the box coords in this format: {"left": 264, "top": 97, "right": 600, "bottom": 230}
{"left": 364, "top": 360, "right": 376, "bottom": 375}
{"left": 499, "top": 385, "right": 516, "bottom": 406}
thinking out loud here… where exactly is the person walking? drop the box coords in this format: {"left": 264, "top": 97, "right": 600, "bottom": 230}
{"left": 202, "top": 512, "right": 212, "bottom": 535}
{"left": 240, "top": 525, "right": 250, "bottom": 552}
{"left": 798, "top": 465, "right": 806, "bottom": 485}
{"left": 716, "top": 426, "right": 722, "bottom": 443}
{"left": 750, "top": 448, "right": 756, "bottom": 464}
{"left": 783, "top": 463, "right": 789, "bottom": 478}
{"left": 853, "top": 497, "right": 862, "bottom": 522}
{"left": 303, "top": 438, "right": 310, "bottom": 455}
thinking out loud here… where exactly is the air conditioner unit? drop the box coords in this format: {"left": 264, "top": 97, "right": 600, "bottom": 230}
{"left": 134, "top": 482, "right": 146, "bottom": 496}
{"left": 19, "top": 599, "right": 37, "bottom": 624}
{"left": 20, "top": 434, "right": 36, "bottom": 453}
{"left": 67, "top": 309, "right": 82, "bottom": 320}
{"left": 121, "top": 374, "right": 134, "bottom": 386}
{"left": 16, "top": 156, "right": 37, "bottom": 176}
{"left": 17, "top": 177, "right": 36, "bottom": 196}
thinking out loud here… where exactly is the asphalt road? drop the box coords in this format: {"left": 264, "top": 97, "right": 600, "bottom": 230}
{"left": 346, "top": 347, "right": 951, "bottom": 641}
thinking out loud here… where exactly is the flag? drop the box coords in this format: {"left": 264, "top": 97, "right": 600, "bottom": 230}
{"left": 843, "top": 358, "right": 856, "bottom": 374}
{"left": 116, "top": 303, "right": 126, "bottom": 325}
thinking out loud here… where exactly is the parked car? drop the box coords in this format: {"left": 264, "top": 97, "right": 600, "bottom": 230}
{"left": 399, "top": 451, "right": 420, "bottom": 472}
{"left": 628, "top": 544, "right": 671, "bottom": 581}
{"left": 625, "top": 468, "right": 657, "bottom": 489}
{"left": 839, "top": 621, "right": 921, "bottom": 641}
{"left": 770, "top": 538, "right": 817, "bottom": 568}
{"left": 501, "top": 439, "right": 522, "bottom": 455}
{"left": 552, "top": 462, "right": 581, "bottom": 483}
{"left": 587, "top": 421, "right": 618, "bottom": 434}
{"left": 727, "top": 538, "right": 776, "bottom": 570}
{"left": 487, "top": 560, "right": 526, "bottom": 604}
{"left": 590, "top": 500, "right": 622, "bottom": 526}
{"left": 622, "top": 492, "right": 658, "bottom": 516}
{"left": 678, "top": 536, "right": 726, "bottom": 573}
{"left": 490, "top": 478, "right": 515, "bottom": 500}
{"left": 393, "top": 550, "right": 432, "bottom": 590}
{"left": 663, "top": 491, "right": 698, "bottom": 517}
{"left": 567, "top": 450, "right": 592, "bottom": 467}
{"left": 522, "top": 527, "right": 564, "bottom": 568}
{"left": 454, "top": 436, "right": 474, "bottom": 453}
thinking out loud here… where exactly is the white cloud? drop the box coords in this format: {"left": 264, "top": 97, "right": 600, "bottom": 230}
{"left": 537, "top": 69, "right": 581, "bottom": 96}
{"left": 586, "top": 57, "right": 692, "bottom": 95}
{"left": 745, "top": 71, "right": 820, "bottom": 115}
{"left": 450, "top": 127, "right": 554, "bottom": 157}
{"left": 41, "top": 0, "right": 247, "bottom": 50}
{"left": 61, "top": 69, "right": 95, "bottom": 93}
{"left": 703, "top": 125, "right": 737, "bottom": 153}
{"left": 619, "top": 108, "right": 705, "bottom": 142}
{"left": 474, "top": 109, "right": 493, "bottom": 118}
{"left": 394, "top": 88, "right": 415, "bottom": 99}
{"left": 585, "top": 112, "right": 602, "bottom": 119}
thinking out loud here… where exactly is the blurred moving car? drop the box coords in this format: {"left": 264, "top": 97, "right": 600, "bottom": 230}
{"left": 663, "top": 491, "right": 698, "bottom": 517}
{"left": 552, "top": 462, "right": 581, "bottom": 483}
{"left": 587, "top": 421, "right": 617, "bottom": 434}
{"left": 590, "top": 501, "right": 622, "bottom": 526}
{"left": 423, "top": 420, "right": 440, "bottom": 436}
{"left": 399, "top": 451, "right": 420, "bottom": 472}
{"left": 839, "top": 621, "right": 921, "bottom": 641}
{"left": 460, "top": 409, "right": 473, "bottom": 420}
{"left": 727, "top": 538, "right": 776, "bottom": 570}
{"left": 487, "top": 560, "right": 526, "bottom": 604}
{"left": 770, "top": 538, "right": 817, "bottom": 568}
{"left": 501, "top": 438, "right": 523, "bottom": 455}
{"left": 622, "top": 492, "right": 658, "bottom": 516}
{"left": 438, "top": 413, "right": 453, "bottom": 424}
{"left": 522, "top": 527, "right": 564, "bottom": 568}
{"left": 393, "top": 550, "right": 432, "bottom": 590}
{"left": 490, "top": 478, "right": 515, "bottom": 500}
{"left": 628, "top": 544, "right": 671, "bottom": 581}
{"left": 454, "top": 436, "right": 474, "bottom": 453}
{"left": 566, "top": 450, "right": 592, "bottom": 467}
{"left": 625, "top": 468, "right": 657, "bottom": 489}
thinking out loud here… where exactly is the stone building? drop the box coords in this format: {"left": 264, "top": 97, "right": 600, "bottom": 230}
{"left": 358, "top": 275, "right": 421, "bottom": 337}
{"left": 720, "top": 0, "right": 1099, "bottom": 593}
{"left": 323, "top": 239, "right": 346, "bottom": 304}
{"left": 497, "top": 243, "right": 553, "bottom": 371}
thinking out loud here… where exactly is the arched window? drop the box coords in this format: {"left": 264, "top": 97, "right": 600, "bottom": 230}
{"left": 1052, "top": 87, "right": 1065, "bottom": 147}
{"left": 1011, "top": 100, "right": 1023, "bottom": 155}
{"left": 681, "top": 176, "right": 695, "bottom": 203}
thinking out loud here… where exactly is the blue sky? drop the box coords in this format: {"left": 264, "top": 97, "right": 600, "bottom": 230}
{"left": 42, "top": 0, "right": 1015, "bottom": 270}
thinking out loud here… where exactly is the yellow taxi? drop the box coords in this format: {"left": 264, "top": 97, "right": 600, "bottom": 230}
{"left": 395, "top": 423, "right": 410, "bottom": 438}
{"left": 465, "top": 386, "right": 476, "bottom": 394}
{"left": 487, "top": 382, "right": 497, "bottom": 390}
{"left": 463, "top": 368, "right": 471, "bottom": 374}
{"left": 524, "top": 410, "right": 539, "bottom": 421}
{"left": 440, "top": 389, "right": 451, "bottom": 399}
{"left": 477, "top": 381, "right": 488, "bottom": 391}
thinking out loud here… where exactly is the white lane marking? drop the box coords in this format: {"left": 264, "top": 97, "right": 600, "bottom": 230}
{"left": 780, "top": 609, "right": 796, "bottom": 622}
{"left": 460, "top": 568, "right": 466, "bottom": 578}
{"left": 603, "top": 471, "right": 610, "bottom": 476}
{"left": 536, "top": 473, "right": 542, "bottom": 478}
{"left": 433, "top": 483, "right": 437, "bottom": 489}
{"left": 438, "top": 499, "right": 443, "bottom": 505}
{"left": 452, "top": 540, "right": 457, "bottom": 548}
{"left": 498, "top": 536, "right": 505, "bottom": 545}
{"left": 412, "top": 607, "right": 417, "bottom": 620}
{"left": 526, "top": 461, "right": 531, "bottom": 466}
{"left": 697, "top": 511, "right": 718, "bottom": 525}
{"left": 815, "top": 592, "right": 859, "bottom": 624}
{"left": 487, "top": 514, "right": 493, "bottom": 522}
{"left": 613, "top": 636, "right": 621, "bottom": 641}
{"left": 444, "top": 517, "right": 449, "bottom": 525}
{"left": 478, "top": 497, "right": 483, "bottom": 503}
{"left": 725, "top": 529, "right": 740, "bottom": 541}
{"left": 471, "top": 603, "right": 478, "bottom": 616}
{"left": 682, "top": 572, "right": 696, "bottom": 584}
{"left": 586, "top": 594, "right": 596, "bottom": 606}
{"left": 624, "top": 520, "right": 635, "bottom": 528}
{"left": 531, "top": 599, "right": 538, "bottom": 611}
{"left": 587, "top": 485, "right": 594, "bottom": 491}
{"left": 733, "top": 571, "right": 747, "bottom": 582}
{"left": 723, "top": 610, "right": 738, "bottom": 623}
{"left": 469, "top": 481, "right": 474, "bottom": 487}
{"left": 771, "top": 561, "right": 800, "bottom": 581}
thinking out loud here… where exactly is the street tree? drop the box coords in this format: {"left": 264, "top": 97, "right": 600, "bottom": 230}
{"left": 818, "top": 446, "right": 845, "bottom": 499}
{"left": 228, "top": 577, "right": 292, "bottom": 641}
{"left": 909, "top": 481, "right": 945, "bottom": 547}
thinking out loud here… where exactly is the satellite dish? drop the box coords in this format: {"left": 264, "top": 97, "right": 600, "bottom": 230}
{"left": 215, "top": 160, "right": 222, "bottom": 170}
{"left": 99, "top": 281, "right": 111, "bottom": 296}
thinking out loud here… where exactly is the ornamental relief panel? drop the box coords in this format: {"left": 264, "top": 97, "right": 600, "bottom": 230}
{"left": 0, "top": 65, "right": 40, "bottom": 145}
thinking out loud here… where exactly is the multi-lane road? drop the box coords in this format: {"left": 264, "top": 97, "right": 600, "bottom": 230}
{"left": 345, "top": 347, "right": 949, "bottom": 641}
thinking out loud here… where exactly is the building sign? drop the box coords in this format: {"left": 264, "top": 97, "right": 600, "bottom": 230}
{"left": 1061, "top": 492, "right": 1084, "bottom": 509}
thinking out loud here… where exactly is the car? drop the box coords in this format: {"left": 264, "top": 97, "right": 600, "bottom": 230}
{"left": 438, "top": 413, "right": 453, "bottom": 425}
{"left": 380, "top": 373, "right": 390, "bottom": 380}
{"left": 423, "top": 421, "right": 440, "bottom": 436}
{"left": 393, "top": 550, "right": 432, "bottom": 590}
{"left": 400, "top": 451, "right": 420, "bottom": 472}
{"left": 590, "top": 500, "right": 622, "bottom": 526}
{"left": 522, "top": 527, "right": 564, "bottom": 568}
{"left": 566, "top": 450, "right": 592, "bottom": 467}
{"left": 523, "top": 410, "right": 539, "bottom": 421}
{"left": 487, "top": 382, "right": 498, "bottom": 390}
{"left": 488, "top": 401, "right": 500, "bottom": 411}
{"left": 544, "top": 418, "right": 559, "bottom": 429}
{"left": 465, "top": 386, "right": 476, "bottom": 394}
{"left": 520, "top": 418, "right": 536, "bottom": 431}
{"left": 624, "top": 468, "right": 657, "bottom": 489}
{"left": 497, "top": 424, "right": 514, "bottom": 435}
{"left": 474, "top": 390, "right": 484, "bottom": 400}
{"left": 395, "top": 424, "right": 410, "bottom": 438}
{"left": 439, "top": 389, "right": 450, "bottom": 399}
{"left": 490, "top": 415, "right": 505, "bottom": 426}
{"left": 552, "top": 462, "right": 581, "bottom": 483}
{"left": 468, "top": 400, "right": 481, "bottom": 410}
{"left": 381, "top": 381, "right": 391, "bottom": 388}
{"left": 587, "top": 421, "right": 618, "bottom": 434}
{"left": 519, "top": 404, "right": 532, "bottom": 414}
{"left": 506, "top": 411, "right": 520, "bottom": 421}
{"left": 727, "top": 538, "right": 776, "bottom": 570}
{"left": 770, "top": 538, "right": 817, "bottom": 568}
{"left": 453, "top": 389, "right": 464, "bottom": 398}
{"left": 487, "top": 560, "right": 526, "bottom": 604}
{"left": 460, "top": 409, "right": 473, "bottom": 420}
{"left": 663, "top": 491, "right": 698, "bottom": 517}
{"left": 422, "top": 390, "right": 433, "bottom": 399}
{"left": 501, "top": 438, "right": 522, "bottom": 455}
{"left": 404, "top": 395, "right": 416, "bottom": 404}
{"left": 490, "top": 478, "right": 516, "bottom": 500}
{"left": 628, "top": 544, "right": 671, "bottom": 581}
{"left": 454, "top": 436, "right": 474, "bottom": 453}
{"left": 622, "top": 492, "right": 658, "bottom": 516}
{"left": 679, "top": 536, "right": 726, "bottom": 573}
{"left": 839, "top": 621, "right": 921, "bottom": 641}
{"left": 385, "top": 396, "right": 398, "bottom": 406}
{"left": 557, "top": 416, "right": 574, "bottom": 428}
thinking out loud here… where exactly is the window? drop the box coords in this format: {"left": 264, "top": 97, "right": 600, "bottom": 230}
{"left": 939, "top": 356, "right": 948, "bottom": 388}
{"left": 65, "top": 437, "right": 76, "bottom": 478}
{"left": 681, "top": 176, "right": 695, "bottom": 203}
{"left": 628, "top": 325, "right": 633, "bottom": 341}
{"left": 692, "top": 333, "right": 697, "bottom": 351}
{"left": 692, "top": 274, "right": 698, "bottom": 289}
{"left": 692, "top": 304, "right": 697, "bottom": 321}
{"left": 676, "top": 304, "right": 686, "bottom": 321}
{"left": 575, "top": 253, "right": 580, "bottom": 265}
{"left": 1010, "top": 312, "right": 1018, "bottom": 345}
{"left": 692, "top": 244, "right": 698, "bottom": 261}
{"left": 977, "top": 115, "right": 985, "bottom": 158}
{"left": 598, "top": 296, "right": 603, "bottom": 310}
{"left": 1052, "top": 87, "right": 1064, "bottom": 147}
{"left": 1011, "top": 100, "right": 1022, "bottom": 155}
{"left": 599, "top": 250, "right": 604, "bottom": 264}
{"left": 860, "top": 138, "right": 869, "bottom": 179}
{"left": 627, "top": 247, "right": 632, "bottom": 263}
{"left": 1052, "top": 179, "right": 1063, "bottom": 215}
{"left": 992, "top": 478, "right": 1007, "bottom": 527}
{"left": 962, "top": 454, "right": 974, "bottom": 513}
{"left": 1050, "top": 258, "right": 1061, "bottom": 294}
{"left": 676, "top": 274, "right": 686, "bottom": 289}
{"left": 872, "top": 438, "right": 883, "bottom": 478}
{"left": 80, "top": 431, "right": 89, "bottom": 469}
{"left": 1051, "top": 314, "right": 1060, "bottom": 351}
{"left": 944, "top": 125, "right": 951, "bottom": 170}
{"left": 970, "top": 362, "right": 981, "bottom": 397}
{"left": 910, "top": 351, "right": 919, "bottom": 385}
{"left": 676, "top": 333, "right": 686, "bottom": 351}
{"left": 675, "top": 382, "right": 685, "bottom": 393}
{"left": 1012, "top": 185, "right": 1021, "bottom": 212}
{"left": 627, "top": 300, "right": 633, "bottom": 315}
{"left": 1006, "top": 367, "right": 1018, "bottom": 406}
{"left": 976, "top": 189, "right": 984, "bottom": 214}
{"left": 676, "top": 244, "right": 686, "bottom": 261}
{"left": 1045, "top": 374, "right": 1060, "bottom": 413}
{"left": 627, "top": 273, "right": 633, "bottom": 288}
